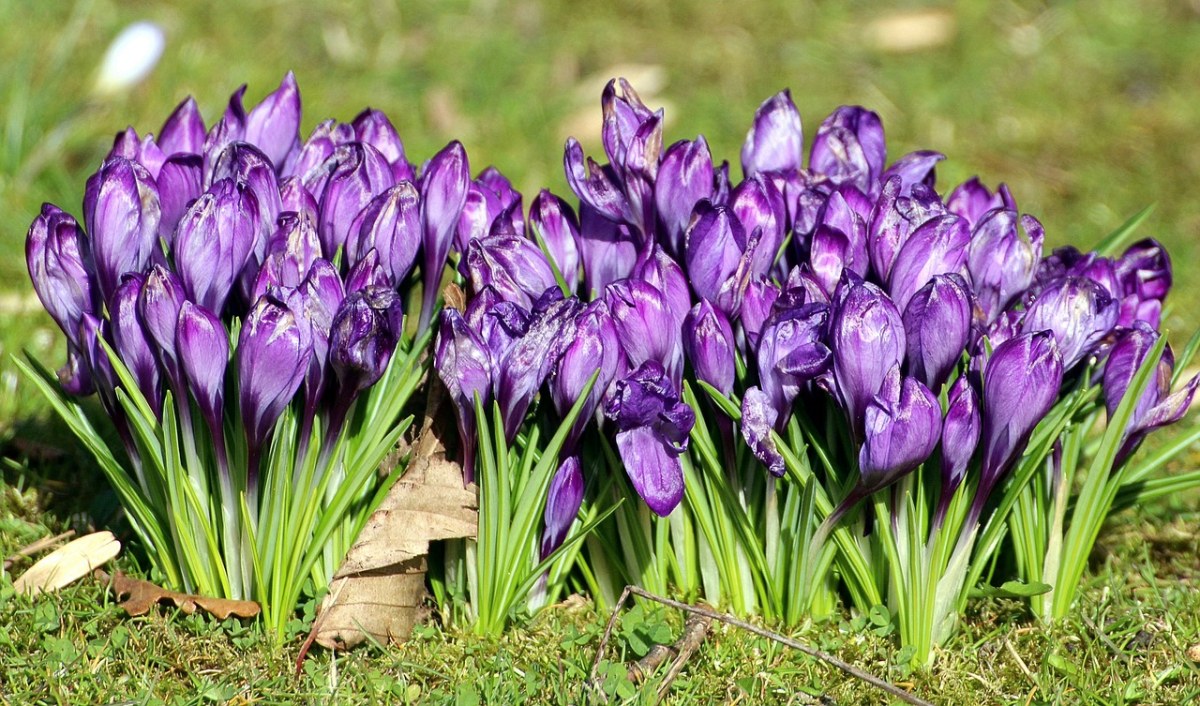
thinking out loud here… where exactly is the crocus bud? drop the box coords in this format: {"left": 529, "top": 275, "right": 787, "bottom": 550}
{"left": 158, "top": 97, "right": 206, "bottom": 157}
{"left": 111, "top": 274, "right": 163, "bottom": 416}
{"left": 976, "top": 332, "right": 1063, "bottom": 508}
{"left": 604, "top": 361, "right": 695, "bottom": 516}
{"left": 418, "top": 141, "right": 471, "bottom": 334}
{"left": 238, "top": 293, "right": 313, "bottom": 453}
{"left": 173, "top": 178, "right": 260, "bottom": 314}
{"left": 605, "top": 279, "right": 682, "bottom": 382}
{"left": 351, "top": 182, "right": 420, "bottom": 285}
{"left": 344, "top": 248, "right": 390, "bottom": 294}
{"left": 109, "top": 127, "right": 166, "bottom": 179}
{"left": 529, "top": 190, "right": 581, "bottom": 293}
{"left": 291, "top": 119, "right": 353, "bottom": 186}
{"left": 655, "top": 137, "right": 714, "bottom": 256}
{"left": 810, "top": 106, "right": 886, "bottom": 195}
{"left": 83, "top": 157, "right": 161, "bottom": 303}
{"left": 436, "top": 309, "right": 494, "bottom": 483}
{"left": 495, "top": 293, "right": 583, "bottom": 440}
{"left": 601, "top": 78, "right": 655, "bottom": 170}
{"left": 1022, "top": 276, "right": 1118, "bottom": 370}
{"left": 858, "top": 366, "right": 941, "bottom": 493}
{"left": 633, "top": 246, "right": 692, "bottom": 331}
{"left": 317, "top": 142, "right": 394, "bottom": 259}
{"left": 741, "top": 386, "right": 784, "bottom": 476}
{"left": 177, "top": 301, "right": 228, "bottom": 432}
{"left": 563, "top": 138, "right": 633, "bottom": 226}
{"left": 940, "top": 376, "right": 981, "bottom": 503}
{"left": 255, "top": 212, "right": 322, "bottom": 297}
{"left": 757, "top": 296, "right": 832, "bottom": 423}
{"left": 464, "top": 234, "right": 557, "bottom": 309}
{"left": 551, "top": 300, "right": 620, "bottom": 452}
{"left": 815, "top": 187, "right": 871, "bottom": 278}
{"left": 279, "top": 177, "right": 319, "bottom": 223}
{"left": 684, "top": 202, "right": 750, "bottom": 317}
{"left": 455, "top": 181, "right": 504, "bottom": 254}
{"left": 466, "top": 286, "right": 530, "bottom": 363}
{"left": 967, "top": 209, "right": 1044, "bottom": 323}
{"left": 329, "top": 287, "right": 403, "bottom": 397}
{"left": 741, "top": 90, "right": 804, "bottom": 178}
{"left": 245, "top": 71, "right": 301, "bottom": 170}
{"left": 26, "top": 204, "right": 100, "bottom": 347}
{"left": 902, "top": 274, "right": 972, "bottom": 391}
{"left": 156, "top": 154, "right": 203, "bottom": 244}
{"left": 946, "top": 177, "right": 1012, "bottom": 228}
{"left": 541, "top": 455, "right": 585, "bottom": 559}
{"left": 730, "top": 175, "right": 787, "bottom": 277}
{"left": 578, "top": 204, "right": 639, "bottom": 299}
{"left": 881, "top": 151, "right": 944, "bottom": 195}
{"left": 353, "top": 109, "right": 413, "bottom": 182}
{"left": 683, "top": 300, "right": 735, "bottom": 395}
{"left": 201, "top": 86, "right": 247, "bottom": 186}
{"left": 739, "top": 279, "right": 781, "bottom": 353}
{"left": 138, "top": 264, "right": 187, "bottom": 387}
{"left": 829, "top": 279, "right": 905, "bottom": 435}
{"left": 887, "top": 213, "right": 970, "bottom": 312}
{"left": 1114, "top": 239, "right": 1171, "bottom": 328}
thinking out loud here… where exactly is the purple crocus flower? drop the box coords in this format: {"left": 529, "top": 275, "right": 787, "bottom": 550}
{"left": 329, "top": 287, "right": 403, "bottom": 398}
{"left": 352, "top": 108, "right": 413, "bottom": 182}
{"left": 1103, "top": 322, "right": 1200, "bottom": 464}
{"left": 245, "top": 71, "right": 301, "bottom": 169}
{"left": 344, "top": 248, "right": 390, "bottom": 293}
{"left": 110, "top": 274, "right": 163, "bottom": 416}
{"left": 280, "top": 176, "right": 319, "bottom": 222}
{"left": 739, "top": 279, "right": 781, "bottom": 353}
{"left": 238, "top": 292, "right": 313, "bottom": 455}
{"left": 455, "top": 181, "right": 505, "bottom": 254}
{"left": 683, "top": 301, "right": 735, "bottom": 395}
{"left": 255, "top": 212, "right": 323, "bottom": 296}
{"left": 578, "top": 203, "right": 639, "bottom": 299}
{"left": 156, "top": 154, "right": 203, "bottom": 243}
{"left": 158, "top": 96, "right": 206, "bottom": 156}
{"left": 138, "top": 264, "right": 187, "bottom": 390}
{"left": 809, "top": 106, "right": 886, "bottom": 196}
{"left": 494, "top": 292, "right": 583, "bottom": 440}
{"left": 464, "top": 234, "right": 558, "bottom": 309}
{"left": 741, "top": 386, "right": 785, "bottom": 476}
{"left": 730, "top": 175, "right": 787, "bottom": 277}
{"left": 317, "top": 142, "right": 394, "bottom": 260}
{"left": 177, "top": 301, "right": 229, "bottom": 433}
{"left": 551, "top": 299, "right": 620, "bottom": 453}
{"left": 937, "top": 375, "right": 980, "bottom": 524}
{"left": 564, "top": 139, "right": 634, "bottom": 227}
{"left": 741, "top": 89, "right": 804, "bottom": 178}
{"left": 350, "top": 182, "right": 421, "bottom": 286}
{"left": 540, "top": 455, "right": 585, "bottom": 559}
{"left": 604, "top": 361, "right": 695, "bottom": 516}
{"left": 655, "top": 137, "right": 714, "bottom": 256}
{"left": 867, "top": 176, "right": 944, "bottom": 283}
{"left": 418, "top": 141, "right": 471, "bottom": 334}
{"left": 946, "top": 177, "right": 1013, "bottom": 228}
{"left": 605, "top": 279, "right": 683, "bottom": 382}
{"left": 529, "top": 190, "right": 582, "bottom": 293}
{"left": 83, "top": 157, "right": 161, "bottom": 304}
{"left": 632, "top": 245, "right": 692, "bottom": 332}
{"left": 435, "top": 308, "right": 494, "bottom": 483}
{"left": 26, "top": 204, "right": 101, "bottom": 359}
{"left": 201, "top": 86, "right": 247, "bottom": 185}
{"left": 902, "top": 274, "right": 973, "bottom": 391}
{"left": 757, "top": 292, "right": 832, "bottom": 424}
{"left": 173, "top": 178, "right": 260, "bottom": 315}
{"left": 78, "top": 313, "right": 118, "bottom": 413}
{"left": 971, "top": 331, "right": 1064, "bottom": 522}
{"left": 1022, "top": 276, "right": 1118, "bottom": 371}
{"left": 109, "top": 127, "right": 166, "bottom": 178}
{"left": 1114, "top": 239, "right": 1171, "bottom": 328}
{"left": 828, "top": 279, "right": 906, "bottom": 436}
{"left": 967, "top": 210, "right": 1045, "bottom": 323}
{"left": 858, "top": 366, "right": 941, "bottom": 493}
{"left": 684, "top": 201, "right": 753, "bottom": 317}
{"left": 887, "top": 213, "right": 970, "bottom": 312}
{"left": 881, "top": 151, "right": 944, "bottom": 195}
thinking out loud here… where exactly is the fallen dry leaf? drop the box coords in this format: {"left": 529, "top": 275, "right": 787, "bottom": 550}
{"left": 96, "top": 569, "right": 260, "bottom": 620}
{"left": 1188, "top": 643, "right": 1200, "bottom": 662}
{"left": 304, "top": 379, "right": 477, "bottom": 653}
{"left": 14, "top": 531, "right": 119, "bottom": 595}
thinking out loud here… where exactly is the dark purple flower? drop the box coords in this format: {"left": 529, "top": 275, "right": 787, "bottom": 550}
{"left": 887, "top": 213, "right": 970, "bottom": 312}
{"left": 881, "top": 151, "right": 944, "bottom": 195}
{"left": 317, "top": 142, "right": 394, "bottom": 259}
{"left": 529, "top": 190, "right": 581, "bottom": 293}
{"left": 466, "top": 286, "right": 530, "bottom": 363}
{"left": 551, "top": 299, "right": 621, "bottom": 452}
{"left": 741, "top": 386, "right": 784, "bottom": 476}
{"left": 494, "top": 292, "right": 583, "bottom": 440}
{"left": 1114, "top": 239, "right": 1171, "bottom": 328}
{"left": 156, "top": 154, "right": 203, "bottom": 244}
{"left": 1103, "top": 323, "right": 1200, "bottom": 463}
{"left": 858, "top": 366, "right": 941, "bottom": 493}
{"left": 353, "top": 109, "right": 413, "bottom": 182}
{"left": 238, "top": 292, "right": 313, "bottom": 453}
{"left": 418, "top": 141, "right": 471, "bottom": 334}
{"left": 683, "top": 301, "right": 735, "bottom": 395}
{"left": 975, "top": 332, "right": 1063, "bottom": 514}
{"left": 809, "top": 106, "right": 886, "bottom": 195}
{"left": 344, "top": 248, "right": 389, "bottom": 293}
{"left": 455, "top": 181, "right": 505, "bottom": 254}
{"left": 741, "top": 89, "right": 804, "bottom": 178}
{"left": 967, "top": 210, "right": 1044, "bottom": 323}
{"left": 946, "top": 178, "right": 1013, "bottom": 228}
{"left": 563, "top": 138, "right": 634, "bottom": 227}
{"left": 578, "top": 203, "right": 638, "bottom": 299}
{"left": 201, "top": 86, "right": 247, "bottom": 185}
{"left": 83, "top": 157, "right": 161, "bottom": 303}
{"left": 279, "top": 176, "right": 319, "bottom": 222}
{"left": 177, "top": 301, "right": 228, "bottom": 432}
{"left": 26, "top": 204, "right": 100, "bottom": 349}
{"left": 604, "top": 361, "right": 695, "bottom": 516}
{"left": 902, "top": 274, "right": 972, "bottom": 391}
{"left": 111, "top": 274, "right": 162, "bottom": 416}
{"left": 464, "top": 234, "right": 557, "bottom": 309}
{"left": 291, "top": 119, "right": 352, "bottom": 188}
{"left": 867, "top": 177, "right": 945, "bottom": 283}
{"left": 939, "top": 375, "right": 980, "bottom": 506}
{"left": 730, "top": 175, "right": 787, "bottom": 277}
{"left": 173, "top": 178, "right": 260, "bottom": 314}
{"left": 684, "top": 202, "right": 753, "bottom": 317}
{"left": 255, "top": 212, "right": 322, "bottom": 297}
{"left": 757, "top": 294, "right": 832, "bottom": 423}
{"left": 435, "top": 308, "right": 494, "bottom": 483}
{"left": 605, "top": 279, "right": 682, "bottom": 382}
{"left": 137, "top": 264, "right": 187, "bottom": 387}
{"left": 329, "top": 287, "right": 403, "bottom": 397}
{"left": 158, "top": 96, "right": 206, "bottom": 157}
{"left": 109, "top": 127, "right": 166, "bottom": 179}
{"left": 1022, "top": 276, "right": 1118, "bottom": 370}
{"left": 829, "top": 279, "right": 906, "bottom": 435}
{"left": 350, "top": 182, "right": 421, "bottom": 285}
{"left": 541, "top": 455, "right": 585, "bottom": 559}
{"left": 739, "top": 279, "right": 781, "bottom": 353}
{"left": 632, "top": 246, "right": 691, "bottom": 331}
{"left": 245, "top": 71, "right": 301, "bottom": 170}
{"left": 655, "top": 137, "right": 714, "bottom": 256}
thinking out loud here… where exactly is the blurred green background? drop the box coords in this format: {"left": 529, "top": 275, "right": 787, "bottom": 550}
{"left": 2, "top": 0, "right": 1199, "bottom": 429}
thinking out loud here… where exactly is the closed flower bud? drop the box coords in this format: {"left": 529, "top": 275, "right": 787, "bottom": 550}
{"left": 177, "top": 301, "right": 228, "bottom": 432}
{"left": 174, "top": 178, "right": 260, "bottom": 314}
{"left": 245, "top": 71, "right": 301, "bottom": 170}
{"left": 238, "top": 292, "right": 313, "bottom": 453}
{"left": 83, "top": 157, "right": 161, "bottom": 303}
{"left": 419, "top": 141, "right": 471, "bottom": 334}
{"left": 858, "top": 366, "right": 941, "bottom": 492}
{"left": 683, "top": 300, "right": 735, "bottom": 395}
{"left": 810, "top": 106, "right": 886, "bottom": 195}
{"left": 655, "top": 137, "right": 713, "bottom": 256}
{"left": 902, "top": 274, "right": 972, "bottom": 391}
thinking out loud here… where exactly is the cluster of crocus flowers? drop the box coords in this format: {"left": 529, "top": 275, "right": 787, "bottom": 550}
{"left": 24, "top": 73, "right": 477, "bottom": 633}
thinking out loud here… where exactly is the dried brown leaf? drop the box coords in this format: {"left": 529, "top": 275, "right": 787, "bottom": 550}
{"left": 96, "top": 569, "right": 261, "bottom": 620}
{"left": 306, "top": 381, "right": 477, "bottom": 652}
{"left": 14, "top": 531, "right": 119, "bottom": 595}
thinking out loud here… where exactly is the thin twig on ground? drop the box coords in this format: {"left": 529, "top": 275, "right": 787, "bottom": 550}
{"left": 2, "top": 530, "right": 75, "bottom": 570}
{"left": 623, "top": 609, "right": 712, "bottom": 703}
{"left": 590, "top": 585, "right": 934, "bottom": 706}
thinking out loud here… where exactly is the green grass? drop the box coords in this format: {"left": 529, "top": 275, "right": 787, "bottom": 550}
{"left": 4, "top": 0, "right": 1200, "bottom": 702}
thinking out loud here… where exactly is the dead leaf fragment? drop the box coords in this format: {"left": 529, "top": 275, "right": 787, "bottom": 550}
{"left": 1187, "top": 643, "right": 1200, "bottom": 662}
{"left": 306, "top": 381, "right": 477, "bottom": 652}
{"left": 14, "top": 531, "right": 119, "bottom": 595}
{"left": 97, "top": 569, "right": 260, "bottom": 620}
